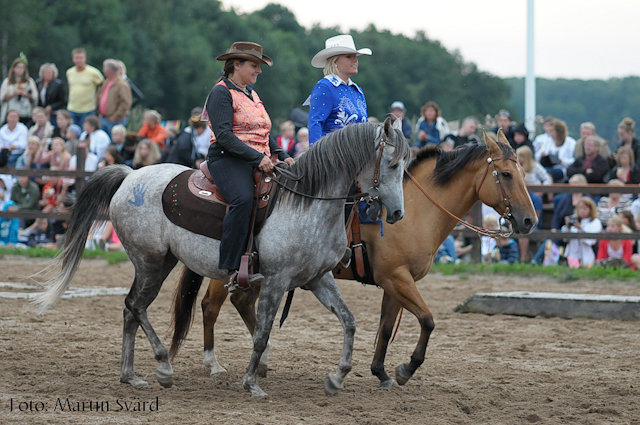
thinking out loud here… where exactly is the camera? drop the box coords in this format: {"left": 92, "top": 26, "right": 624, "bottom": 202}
{"left": 567, "top": 215, "right": 578, "bottom": 226}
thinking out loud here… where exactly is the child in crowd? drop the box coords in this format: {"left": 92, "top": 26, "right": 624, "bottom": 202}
{"left": 0, "top": 201, "right": 20, "bottom": 247}
{"left": 481, "top": 214, "right": 500, "bottom": 263}
{"left": 562, "top": 196, "right": 602, "bottom": 268}
{"left": 293, "top": 127, "right": 309, "bottom": 159}
{"left": 20, "top": 218, "right": 57, "bottom": 248}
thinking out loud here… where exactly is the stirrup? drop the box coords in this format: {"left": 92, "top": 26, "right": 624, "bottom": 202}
{"left": 225, "top": 272, "right": 264, "bottom": 294}
{"left": 340, "top": 247, "right": 352, "bottom": 267}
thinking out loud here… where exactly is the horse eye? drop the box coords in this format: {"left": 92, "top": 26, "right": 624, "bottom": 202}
{"left": 501, "top": 171, "right": 512, "bottom": 180}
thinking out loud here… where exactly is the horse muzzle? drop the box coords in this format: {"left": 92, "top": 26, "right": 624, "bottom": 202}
{"left": 509, "top": 212, "right": 538, "bottom": 235}
{"left": 386, "top": 209, "right": 404, "bottom": 224}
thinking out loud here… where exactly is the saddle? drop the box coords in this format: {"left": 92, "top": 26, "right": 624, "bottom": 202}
{"left": 333, "top": 201, "right": 377, "bottom": 286}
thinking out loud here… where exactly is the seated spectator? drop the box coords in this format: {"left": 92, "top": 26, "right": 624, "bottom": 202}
{"left": 607, "top": 146, "right": 640, "bottom": 184}
{"left": 28, "top": 107, "right": 55, "bottom": 142}
{"left": 510, "top": 123, "right": 533, "bottom": 152}
{"left": 613, "top": 118, "right": 640, "bottom": 166}
{"left": 481, "top": 214, "right": 499, "bottom": 263}
{"left": 132, "top": 139, "right": 161, "bottom": 169}
{"left": 442, "top": 116, "right": 480, "bottom": 149}
{"left": 414, "top": 101, "right": 450, "bottom": 148}
{"left": 293, "top": 127, "right": 309, "bottom": 159}
{"left": 52, "top": 110, "right": 73, "bottom": 140}
{"left": 618, "top": 210, "right": 638, "bottom": 234}
{"left": 15, "top": 136, "right": 46, "bottom": 170}
{"left": 533, "top": 115, "right": 554, "bottom": 156}
{"left": 20, "top": 218, "right": 57, "bottom": 249}
{"left": 10, "top": 175, "right": 40, "bottom": 212}
{"left": 98, "top": 144, "right": 125, "bottom": 169}
{"left": 162, "top": 118, "right": 206, "bottom": 168}
{"left": 596, "top": 179, "right": 633, "bottom": 228}
{"left": 0, "top": 200, "right": 20, "bottom": 248}
{"left": 566, "top": 135, "right": 610, "bottom": 183}
{"left": 491, "top": 109, "right": 515, "bottom": 145}
{"left": 86, "top": 220, "right": 122, "bottom": 251}
{"left": 35, "top": 137, "right": 71, "bottom": 170}
{"left": 494, "top": 230, "right": 520, "bottom": 264}
{"left": 561, "top": 196, "right": 602, "bottom": 268}
{"left": 0, "top": 110, "right": 29, "bottom": 168}
{"left": 69, "top": 139, "right": 100, "bottom": 172}
{"left": 276, "top": 120, "right": 297, "bottom": 157}
{"left": 39, "top": 177, "right": 72, "bottom": 213}
{"left": 79, "top": 115, "right": 110, "bottom": 161}
{"left": 574, "top": 121, "right": 611, "bottom": 160}
{"left": 65, "top": 123, "right": 82, "bottom": 156}
{"left": 137, "top": 109, "right": 167, "bottom": 149}
{"left": 0, "top": 177, "right": 10, "bottom": 210}
{"left": 388, "top": 101, "right": 412, "bottom": 141}
{"left": 535, "top": 118, "right": 576, "bottom": 183}
{"left": 595, "top": 216, "right": 636, "bottom": 269}
{"left": 435, "top": 234, "right": 458, "bottom": 264}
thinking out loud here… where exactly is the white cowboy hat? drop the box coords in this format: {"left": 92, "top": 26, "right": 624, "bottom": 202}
{"left": 311, "top": 35, "right": 372, "bottom": 68}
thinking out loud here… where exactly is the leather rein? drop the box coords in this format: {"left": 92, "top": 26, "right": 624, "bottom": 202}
{"left": 404, "top": 153, "right": 518, "bottom": 238}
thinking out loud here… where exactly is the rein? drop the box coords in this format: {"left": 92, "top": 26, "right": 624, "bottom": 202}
{"left": 404, "top": 154, "right": 517, "bottom": 238}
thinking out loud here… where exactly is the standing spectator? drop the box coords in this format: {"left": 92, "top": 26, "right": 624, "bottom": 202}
{"left": 492, "top": 109, "right": 515, "bottom": 145}
{"left": 10, "top": 175, "right": 40, "bottom": 212}
{"left": 28, "top": 107, "right": 55, "bottom": 142}
{"left": 276, "top": 120, "right": 297, "bottom": 157}
{"left": 307, "top": 34, "right": 371, "bottom": 145}
{"left": 510, "top": 123, "right": 534, "bottom": 152}
{"left": 132, "top": 139, "right": 162, "bottom": 169}
{"left": 52, "top": 110, "right": 73, "bottom": 140}
{"left": 35, "top": 63, "right": 66, "bottom": 124}
{"left": 66, "top": 48, "right": 104, "bottom": 126}
{"left": 389, "top": 101, "right": 412, "bottom": 141}
{"left": 566, "top": 135, "right": 610, "bottom": 183}
{"left": 562, "top": 196, "right": 602, "bottom": 269}
{"left": 614, "top": 118, "right": 640, "bottom": 166}
{"left": 79, "top": 115, "right": 110, "bottom": 161}
{"left": 415, "top": 101, "right": 449, "bottom": 148}
{"left": 115, "top": 60, "right": 144, "bottom": 108}
{"left": 0, "top": 110, "right": 29, "bottom": 168}
{"left": 596, "top": 179, "right": 633, "bottom": 228}
{"left": 573, "top": 121, "right": 610, "bottom": 160}
{"left": 607, "top": 146, "right": 640, "bottom": 184}
{"left": 0, "top": 57, "right": 38, "bottom": 127}
{"left": 442, "top": 116, "right": 480, "bottom": 148}
{"left": 535, "top": 118, "right": 576, "bottom": 182}
{"left": 137, "top": 109, "right": 167, "bottom": 149}
{"left": 533, "top": 115, "right": 554, "bottom": 155}
{"left": 95, "top": 59, "right": 132, "bottom": 136}
{"left": 293, "top": 127, "right": 309, "bottom": 159}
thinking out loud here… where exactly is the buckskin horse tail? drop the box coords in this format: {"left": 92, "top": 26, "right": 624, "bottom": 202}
{"left": 32, "top": 165, "right": 132, "bottom": 314}
{"left": 169, "top": 266, "right": 204, "bottom": 359}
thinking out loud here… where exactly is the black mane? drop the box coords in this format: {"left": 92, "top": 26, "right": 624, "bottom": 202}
{"left": 406, "top": 142, "right": 514, "bottom": 186}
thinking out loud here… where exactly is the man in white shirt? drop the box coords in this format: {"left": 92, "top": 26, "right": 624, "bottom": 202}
{"left": 532, "top": 115, "right": 554, "bottom": 155}
{"left": 79, "top": 115, "right": 110, "bottom": 161}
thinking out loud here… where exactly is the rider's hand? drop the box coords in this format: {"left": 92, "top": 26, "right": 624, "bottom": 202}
{"left": 284, "top": 157, "right": 295, "bottom": 165}
{"left": 258, "top": 155, "right": 274, "bottom": 172}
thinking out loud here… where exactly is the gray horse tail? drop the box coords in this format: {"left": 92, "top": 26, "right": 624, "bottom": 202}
{"left": 169, "top": 266, "right": 204, "bottom": 359}
{"left": 32, "top": 165, "right": 133, "bottom": 314}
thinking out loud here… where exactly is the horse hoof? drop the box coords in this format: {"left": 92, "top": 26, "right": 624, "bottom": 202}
{"left": 380, "top": 379, "right": 396, "bottom": 389}
{"left": 156, "top": 370, "right": 174, "bottom": 388}
{"left": 324, "top": 376, "right": 341, "bottom": 396}
{"left": 257, "top": 363, "right": 268, "bottom": 378}
{"left": 395, "top": 364, "right": 411, "bottom": 386}
{"left": 121, "top": 375, "right": 149, "bottom": 389}
{"left": 210, "top": 368, "right": 228, "bottom": 377}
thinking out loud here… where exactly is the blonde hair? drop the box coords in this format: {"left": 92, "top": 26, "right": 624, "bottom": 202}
{"left": 297, "top": 127, "right": 309, "bottom": 138}
{"left": 516, "top": 145, "right": 535, "bottom": 173}
{"left": 27, "top": 136, "right": 41, "bottom": 147}
{"left": 323, "top": 55, "right": 340, "bottom": 76}
{"left": 568, "top": 173, "right": 587, "bottom": 185}
{"left": 280, "top": 120, "right": 295, "bottom": 132}
{"left": 576, "top": 196, "right": 598, "bottom": 221}
{"left": 144, "top": 110, "right": 162, "bottom": 123}
{"left": 111, "top": 124, "right": 127, "bottom": 137}
{"left": 39, "top": 63, "right": 59, "bottom": 79}
{"left": 482, "top": 214, "right": 499, "bottom": 229}
{"left": 618, "top": 117, "right": 635, "bottom": 136}
{"left": 617, "top": 146, "right": 635, "bottom": 164}
{"left": 133, "top": 139, "right": 162, "bottom": 166}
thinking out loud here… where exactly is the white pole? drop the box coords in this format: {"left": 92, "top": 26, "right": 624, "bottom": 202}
{"left": 525, "top": 0, "right": 536, "bottom": 137}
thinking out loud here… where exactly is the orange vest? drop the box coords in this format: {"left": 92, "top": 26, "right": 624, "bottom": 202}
{"left": 209, "top": 80, "right": 271, "bottom": 156}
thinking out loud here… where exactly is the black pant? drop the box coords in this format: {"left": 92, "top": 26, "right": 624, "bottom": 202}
{"left": 208, "top": 157, "right": 255, "bottom": 271}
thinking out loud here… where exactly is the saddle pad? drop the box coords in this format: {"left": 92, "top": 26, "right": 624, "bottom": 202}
{"left": 163, "top": 170, "right": 227, "bottom": 240}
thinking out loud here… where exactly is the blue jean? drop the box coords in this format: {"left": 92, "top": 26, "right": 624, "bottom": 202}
{"left": 68, "top": 110, "right": 96, "bottom": 126}
{"left": 100, "top": 117, "right": 127, "bottom": 138}
{"left": 435, "top": 235, "right": 458, "bottom": 263}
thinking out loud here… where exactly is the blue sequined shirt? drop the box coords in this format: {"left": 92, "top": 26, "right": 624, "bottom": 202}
{"left": 307, "top": 74, "right": 368, "bottom": 145}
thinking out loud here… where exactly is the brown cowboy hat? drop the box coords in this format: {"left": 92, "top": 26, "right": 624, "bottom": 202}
{"left": 216, "top": 41, "right": 273, "bottom": 66}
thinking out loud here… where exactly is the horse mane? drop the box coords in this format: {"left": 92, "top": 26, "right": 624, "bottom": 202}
{"left": 281, "top": 122, "right": 409, "bottom": 209}
{"left": 406, "top": 142, "right": 514, "bottom": 186}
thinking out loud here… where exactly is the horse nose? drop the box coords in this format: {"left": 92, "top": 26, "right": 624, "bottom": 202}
{"left": 523, "top": 217, "right": 536, "bottom": 233}
{"left": 386, "top": 209, "right": 403, "bottom": 224}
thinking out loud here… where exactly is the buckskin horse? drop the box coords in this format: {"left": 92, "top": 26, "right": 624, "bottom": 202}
{"left": 33, "top": 118, "right": 411, "bottom": 397}
{"left": 184, "top": 129, "right": 537, "bottom": 389}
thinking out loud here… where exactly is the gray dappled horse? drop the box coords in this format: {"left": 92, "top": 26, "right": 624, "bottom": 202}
{"left": 33, "top": 118, "right": 410, "bottom": 397}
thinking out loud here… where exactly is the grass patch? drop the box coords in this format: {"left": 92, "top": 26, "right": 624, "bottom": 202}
{"left": 0, "top": 248, "right": 129, "bottom": 265}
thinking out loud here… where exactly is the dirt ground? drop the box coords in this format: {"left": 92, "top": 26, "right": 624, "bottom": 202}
{"left": 1, "top": 256, "right": 639, "bottom": 425}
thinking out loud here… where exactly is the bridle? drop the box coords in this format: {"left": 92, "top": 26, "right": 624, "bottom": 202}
{"left": 404, "top": 151, "right": 518, "bottom": 238}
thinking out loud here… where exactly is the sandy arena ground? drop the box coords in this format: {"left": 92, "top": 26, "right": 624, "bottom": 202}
{"left": 1, "top": 255, "right": 639, "bottom": 424}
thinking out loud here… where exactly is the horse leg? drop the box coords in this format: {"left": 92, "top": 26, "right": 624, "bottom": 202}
{"left": 370, "top": 291, "right": 403, "bottom": 388}
{"left": 308, "top": 273, "right": 356, "bottom": 396}
{"left": 230, "top": 287, "right": 271, "bottom": 377}
{"left": 378, "top": 271, "right": 434, "bottom": 386}
{"left": 242, "top": 280, "right": 284, "bottom": 397}
{"left": 120, "top": 253, "right": 178, "bottom": 388}
{"left": 202, "top": 279, "right": 229, "bottom": 376}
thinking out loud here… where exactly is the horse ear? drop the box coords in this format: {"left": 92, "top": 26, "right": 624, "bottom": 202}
{"left": 483, "top": 129, "right": 500, "bottom": 154}
{"left": 383, "top": 117, "right": 393, "bottom": 136}
{"left": 496, "top": 128, "right": 511, "bottom": 147}
{"left": 392, "top": 116, "right": 402, "bottom": 132}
